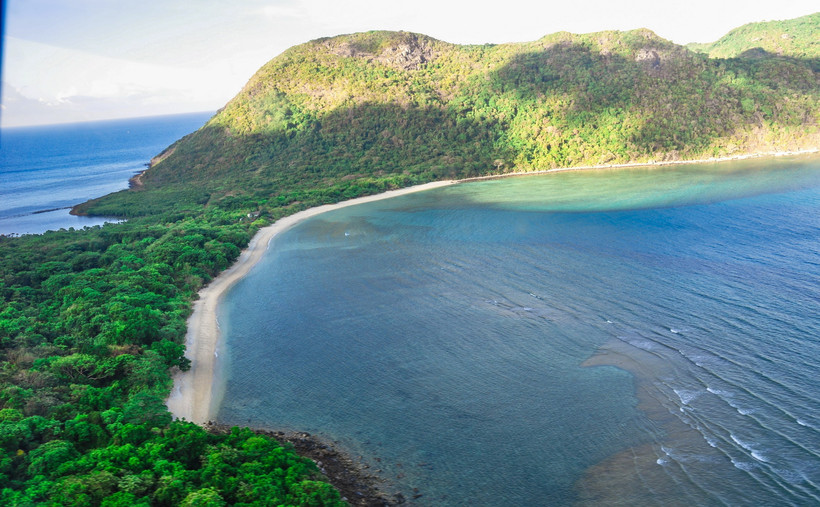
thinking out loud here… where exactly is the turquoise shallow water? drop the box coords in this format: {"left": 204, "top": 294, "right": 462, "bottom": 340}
{"left": 217, "top": 156, "right": 820, "bottom": 505}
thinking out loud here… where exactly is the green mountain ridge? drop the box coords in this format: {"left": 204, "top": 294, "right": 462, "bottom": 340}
{"left": 687, "top": 12, "right": 820, "bottom": 60}
{"left": 79, "top": 24, "right": 819, "bottom": 217}
{"left": 1, "top": 14, "right": 819, "bottom": 506}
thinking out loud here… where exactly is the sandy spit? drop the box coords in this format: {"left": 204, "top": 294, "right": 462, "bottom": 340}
{"left": 166, "top": 180, "right": 456, "bottom": 423}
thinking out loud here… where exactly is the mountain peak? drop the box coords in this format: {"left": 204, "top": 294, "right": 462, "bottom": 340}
{"left": 317, "top": 31, "right": 440, "bottom": 71}
{"left": 687, "top": 12, "right": 819, "bottom": 58}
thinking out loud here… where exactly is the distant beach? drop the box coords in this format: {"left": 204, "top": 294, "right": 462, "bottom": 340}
{"left": 458, "top": 148, "right": 820, "bottom": 183}
{"left": 166, "top": 180, "right": 456, "bottom": 423}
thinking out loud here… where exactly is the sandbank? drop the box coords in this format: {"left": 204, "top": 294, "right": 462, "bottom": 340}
{"left": 166, "top": 180, "right": 456, "bottom": 423}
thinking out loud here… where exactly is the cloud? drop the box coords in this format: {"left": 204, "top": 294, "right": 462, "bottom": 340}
{"left": 2, "top": 37, "right": 247, "bottom": 126}
{"left": 1, "top": 80, "right": 218, "bottom": 128}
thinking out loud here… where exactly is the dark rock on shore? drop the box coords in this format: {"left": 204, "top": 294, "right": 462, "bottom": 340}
{"left": 206, "top": 423, "right": 401, "bottom": 506}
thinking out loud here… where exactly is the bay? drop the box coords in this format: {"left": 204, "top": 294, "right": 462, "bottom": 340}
{"left": 217, "top": 156, "right": 820, "bottom": 505}
{"left": 0, "top": 112, "right": 213, "bottom": 235}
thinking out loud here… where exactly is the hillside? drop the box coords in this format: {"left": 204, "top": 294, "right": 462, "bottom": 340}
{"left": 688, "top": 12, "right": 820, "bottom": 60}
{"left": 78, "top": 26, "right": 820, "bottom": 218}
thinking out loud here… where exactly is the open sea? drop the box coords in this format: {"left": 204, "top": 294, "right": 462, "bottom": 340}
{"left": 216, "top": 156, "right": 820, "bottom": 505}
{"left": 0, "top": 112, "right": 213, "bottom": 235}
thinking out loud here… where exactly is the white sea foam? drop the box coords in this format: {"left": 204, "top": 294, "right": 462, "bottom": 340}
{"left": 674, "top": 388, "right": 703, "bottom": 405}
{"left": 731, "top": 433, "right": 753, "bottom": 451}
{"left": 692, "top": 423, "right": 719, "bottom": 449}
{"left": 725, "top": 398, "right": 755, "bottom": 416}
{"left": 731, "top": 433, "right": 771, "bottom": 463}
{"left": 725, "top": 397, "right": 742, "bottom": 410}
{"left": 732, "top": 458, "right": 756, "bottom": 471}
{"left": 751, "top": 451, "right": 770, "bottom": 463}
{"left": 659, "top": 446, "right": 679, "bottom": 463}
{"left": 707, "top": 386, "right": 731, "bottom": 397}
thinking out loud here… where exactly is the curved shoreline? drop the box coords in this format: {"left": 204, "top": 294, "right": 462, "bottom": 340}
{"left": 458, "top": 147, "right": 820, "bottom": 182}
{"left": 166, "top": 180, "right": 456, "bottom": 423}
{"left": 166, "top": 148, "right": 819, "bottom": 423}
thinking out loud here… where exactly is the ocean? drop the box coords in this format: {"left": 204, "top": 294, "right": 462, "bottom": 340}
{"left": 216, "top": 156, "right": 820, "bottom": 505}
{"left": 0, "top": 112, "right": 213, "bottom": 236}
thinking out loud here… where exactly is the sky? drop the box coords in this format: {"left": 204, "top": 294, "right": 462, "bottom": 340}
{"left": 1, "top": 0, "right": 817, "bottom": 127}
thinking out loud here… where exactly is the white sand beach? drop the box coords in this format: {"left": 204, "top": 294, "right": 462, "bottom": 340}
{"left": 166, "top": 180, "right": 456, "bottom": 423}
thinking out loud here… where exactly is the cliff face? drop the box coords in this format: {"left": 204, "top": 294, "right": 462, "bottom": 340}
{"left": 83, "top": 21, "right": 819, "bottom": 216}
{"left": 322, "top": 31, "right": 438, "bottom": 70}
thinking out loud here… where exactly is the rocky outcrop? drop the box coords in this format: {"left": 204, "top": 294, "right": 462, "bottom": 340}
{"left": 206, "top": 424, "right": 399, "bottom": 506}
{"left": 375, "top": 34, "right": 434, "bottom": 70}
{"left": 634, "top": 48, "right": 661, "bottom": 68}
{"left": 325, "top": 32, "right": 436, "bottom": 71}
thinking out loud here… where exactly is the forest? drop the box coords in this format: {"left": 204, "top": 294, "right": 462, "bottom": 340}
{"left": 1, "top": 13, "right": 818, "bottom": 505}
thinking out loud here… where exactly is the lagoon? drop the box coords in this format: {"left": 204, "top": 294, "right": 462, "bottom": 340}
{"left": 216, "top": 156, "right": 820, "bottom": 505}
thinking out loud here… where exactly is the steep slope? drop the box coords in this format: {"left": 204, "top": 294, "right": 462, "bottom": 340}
{"left": 688, "top": 12, "right": 819, "bottom": 59}
{"left": 80, "top": 27, "right": 819, "bottom": 218}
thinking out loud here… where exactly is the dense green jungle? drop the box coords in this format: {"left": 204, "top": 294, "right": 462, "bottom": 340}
{"left": 1, "top": 12, "right": 818, "bottom": 505}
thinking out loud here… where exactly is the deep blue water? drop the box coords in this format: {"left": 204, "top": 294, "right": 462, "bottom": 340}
{"left": 0, "top": 112, "right": 213, "bottom": 235}
{"left": 217, "top": 156, "right": 820, "bottom": 505}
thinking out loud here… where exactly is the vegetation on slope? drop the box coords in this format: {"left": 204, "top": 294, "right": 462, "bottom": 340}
{"left": 79, "top": 26, "right": 819, "bottom": 218}
{"left": 688, "top": 12, "right": 820, "bottom": 60}
{"left": 1, "top": 17, "right": 819, "bottom": 506}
